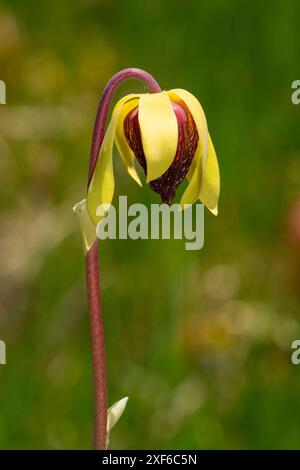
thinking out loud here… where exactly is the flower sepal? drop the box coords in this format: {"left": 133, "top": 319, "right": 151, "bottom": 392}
{"left": 106, "top": 396, "right": 129, "bottom": 449}
{"left": 73, "top": 198, "right": 96, "bottom": 254}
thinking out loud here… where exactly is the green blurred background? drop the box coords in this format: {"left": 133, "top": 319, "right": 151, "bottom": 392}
{"left": 1, "top": 0, "right": 300, "bottom": 450}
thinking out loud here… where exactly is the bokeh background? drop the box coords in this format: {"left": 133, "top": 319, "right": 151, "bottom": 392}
{"left": 1, "top": 0, "right": 300, "bottom": 450}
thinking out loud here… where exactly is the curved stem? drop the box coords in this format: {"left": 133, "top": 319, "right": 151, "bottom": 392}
{"left": 88, "top": 68, "right": 161, "bottom": 185}
{"left": 85, "top": 69, "right": 161, "bottom": 450}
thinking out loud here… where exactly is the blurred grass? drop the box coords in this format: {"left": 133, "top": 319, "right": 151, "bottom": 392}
{"left": 1, "top": 0, "right": 300, "bottom": 449}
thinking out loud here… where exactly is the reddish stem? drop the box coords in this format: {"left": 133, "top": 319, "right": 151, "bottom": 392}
{"left": 85, "top": 69, "right": 161, "bottom": 450}
{"left": 85, "top": 242, "right": 106, "bottom": 449}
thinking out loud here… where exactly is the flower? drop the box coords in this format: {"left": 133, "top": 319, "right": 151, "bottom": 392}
{"left": 73, "top": 69, "right": 221, "bottom": 449}
{"left": 87, "top": 89, "right": 220, "bottom": 224}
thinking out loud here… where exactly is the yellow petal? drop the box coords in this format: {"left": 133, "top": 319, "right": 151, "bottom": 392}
{"left": 114, "top": 96, "right": 142, "bottom": 186}
{"left": 168, "top": 89, "right": 208, "bottom": 163}
{"left": 138, "top": 91, "right": 178, "bottom": 182}
{"left": 180, "top": 145, "right": 202, "bottom": 206}
{"left": 168, "top": 89, "right": 209, "bottom": 197}
{"left": 87, "top": 95, "right": 134, "bottom": 224}
{"left": 199, "top": 134, "right": 220, "bottom": 215}
{"left": 169, "top": 89, "right": 219, "bottom": 213}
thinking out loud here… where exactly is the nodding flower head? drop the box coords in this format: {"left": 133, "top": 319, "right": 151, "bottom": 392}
{"left": 87, "top": 89, "right": 220, "bottom": 224}
{"left": 124, "top": 97, "right": 199, "bottom": 204}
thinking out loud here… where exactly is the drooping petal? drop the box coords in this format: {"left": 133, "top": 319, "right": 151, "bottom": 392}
{"left": 114, "top": 96, "right": 142, "bottom": 186}
{"left": 180, "top": 145, "right": 202, "bottom": 206}
{"left": 168, "top": 89, "right": 208, "bottom": 162}
{"left": 170, "top": 90, "right": 219, "bottom": 214}
{"left": 199, "top": 134, "right": 220, "bottom": 215}
{"left": 168, "top": 89, "right": 208, "bottom": 193}
{"left": 87, "top": 94, "right": 134, "bottom": 224}
{"left": 138, "top": 91, "right": 178, "bottom": 182}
